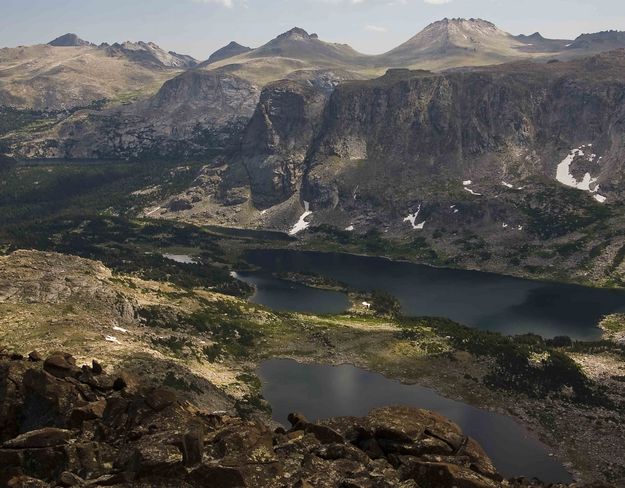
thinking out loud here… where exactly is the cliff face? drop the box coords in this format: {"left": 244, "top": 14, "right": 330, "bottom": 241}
{"left": 205, "top": 52, "right": 624, "bottom": 284}
{"left": 240, "top": 79, "right": 330, "bottom": 208}
{"left": 240, "top": 53, "right": 625, "bottom": 213}
{"left": 13, "top": 70, "right": 260, "bottom": 160}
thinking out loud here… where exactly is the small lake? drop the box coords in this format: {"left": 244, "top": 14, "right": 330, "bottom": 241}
{"left": 243, "top": 249, "right": 625, "bottom": 340}
{"left": 234, "top": 271, "right": 349, "bottom": 314}
{"left": 258, "top": 359, "right": 573, "bottom": 483}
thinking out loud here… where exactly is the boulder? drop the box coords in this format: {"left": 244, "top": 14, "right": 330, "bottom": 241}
{"left": 78, "top": 368, "right": 115, "bottom": 391}
{"left": 187, "top": 465, "right": 247, "bottom": 487}
{"left": 27, "top": 351, "right": 42, "bottom": 362}
{"left": 213, "top": 422, "right": 276, "bottom": 465}
{"left": 288, "top": 411, "right": 345, "bottom": 444}
{"left": 91, "top": 360, "right": 103, "bottom": 375}
{"left": 399, "top": 460, "right": 502, "bottom": 488}
{"left": 43, "top": 353, "right": 79, "bottom": 379}
{"left": 145, "top": 387, "right": 178, "bottom": 411}
{"left": 69, "top": 399, "right": 107, "bottom": 427}
{"left": 127, "top": 440, "right": 184, "bottom": 477}
{"left": 6, "top": 476, "right": 49, "bottom": 488}
{"left": 3, "top": 428, "right": 72, "bottom": 448}
{"left": 182, "top": 427, "right": 204, "bottom": 466}
{"left": 56, "top": 471, "right": 85, "bottom": 487}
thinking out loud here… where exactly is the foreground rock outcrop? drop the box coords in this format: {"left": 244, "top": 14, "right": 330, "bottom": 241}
{"left": 0, "top": 351, "right": 608, "bottom": 488}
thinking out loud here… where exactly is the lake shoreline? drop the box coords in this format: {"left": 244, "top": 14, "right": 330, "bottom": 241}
{"left": 240, "top": 248, "right": 625, "bottom": 340}
{"left": 257, "top": 357, "right": 573, "bottom": 483}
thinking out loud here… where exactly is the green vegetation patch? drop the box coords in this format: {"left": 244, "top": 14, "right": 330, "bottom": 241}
{"left": 398, "top": 316, "right": 613, "bottom": 407}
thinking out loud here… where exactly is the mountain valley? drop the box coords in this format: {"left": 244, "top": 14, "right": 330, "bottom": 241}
{"left": 2, "top": 12, "right": 625, "bottom": 487}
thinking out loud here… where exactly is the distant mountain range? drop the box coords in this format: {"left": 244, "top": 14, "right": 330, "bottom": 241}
{"left": 2, "top": 19, "right": 625, "bottom": 112}
{"left": 203, "top": 19, "right": 625, "bottom": 79}
{"left": 0, "top": 34, "right": 198, "bottom": 110}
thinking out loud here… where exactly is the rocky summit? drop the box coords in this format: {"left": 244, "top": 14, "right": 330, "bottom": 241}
{"left": 0, "top": 352, "right": 607, "bottom": 488}
{"left": 48, "top": 34, "right": 93, "bottom": 47}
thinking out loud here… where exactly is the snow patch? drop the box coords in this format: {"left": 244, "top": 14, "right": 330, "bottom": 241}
{"left": 105, "top": 336, "right": 120, "bottom": 344}
{"left": 289, "top": 201, "right": 313, "bottom": 235}
{"left": 502, "top": 181, "right": 524, "bottom": 190}
{"left": 555, "top": 147, "right": 599, "bottom": 192}
{"left": 345, "top": 225, "right": 355, "bottom": 231}
{"left": 403, "top": 204, "right": 426, "bottom": 230}
{"left": 463, "top": 180, "right": 473, "bottom": 186}
{"left": 113, "top": 326, "right": 128, "bottom": 334}
{"left": 464, "top": 187, "right": 482, "bottom": 196}
{"left": 594, "top": 194, "right": 607, "bottom": 203}
{"left": 362, "top": 301, "right": 372, "bottom": 309}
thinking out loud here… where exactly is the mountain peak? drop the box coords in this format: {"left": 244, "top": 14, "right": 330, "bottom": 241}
{"left": 381, "top": 17, "right": 519, "bottom": 67}
{"left": 430, "top": 18, "right": 497, "bottom": 29}
{"left": 48, "top": 33, "right": 92, "bottom": 47}
{"left": 516, "top": 32, "right": 546, "bottom": 42}
{"left": 206, "top": 41, "right": 253, "bottom": 65}
{"left": 102, "top": 40, "right": 197, "bottom": 69}
{"left": 276, "top": 27, "right": 319, "bottom": 41}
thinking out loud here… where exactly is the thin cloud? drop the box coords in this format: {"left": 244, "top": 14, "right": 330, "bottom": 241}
{"left": 365, "top": 24, "right": 388, "bottom": 32}
{"left": 192, "top": 0, "right": 235, "bottom": 7}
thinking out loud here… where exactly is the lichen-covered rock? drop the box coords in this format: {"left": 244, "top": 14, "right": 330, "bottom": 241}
{"left": 0, "top": 250, "right": 136, "bottom": 322}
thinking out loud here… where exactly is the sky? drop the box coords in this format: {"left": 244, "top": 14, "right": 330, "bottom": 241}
{"left": 1, "top": 0, "right": 625, "bottom": 60}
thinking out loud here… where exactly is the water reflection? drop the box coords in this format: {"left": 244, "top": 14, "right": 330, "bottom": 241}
{"left": 258, "top": 359, "right": 572, "bottom": 483}
{"left": 235, "top": 271, "right": 349, "bottom": 314}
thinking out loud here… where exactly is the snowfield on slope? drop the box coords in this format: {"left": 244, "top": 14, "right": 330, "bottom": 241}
{"left": 556, "top": 145, "right": 607, "bottom": 203}
{"left": 289, "top": 201, "right": 313, "bottom": 235}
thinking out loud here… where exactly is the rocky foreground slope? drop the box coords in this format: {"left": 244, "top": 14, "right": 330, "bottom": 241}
{"left": 0, "top": 352, "right": 609, "bottom": 488}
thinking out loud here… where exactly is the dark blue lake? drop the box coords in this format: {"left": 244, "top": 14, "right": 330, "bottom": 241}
{"left": 242, "top": 249, "right": 625, "bottom": 339}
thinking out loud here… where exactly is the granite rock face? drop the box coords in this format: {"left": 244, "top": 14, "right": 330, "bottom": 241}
{"left": 240, "top": 79, "right": 330, "bottom": 208}
{"left": 12, "top": 70, "right": 260, "bottom": 160}
{"left": 238, "top": 51, "right": 625, "bottom": 212}
{"left": 0, "top": 250, "right": 135, "bottom": 322}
